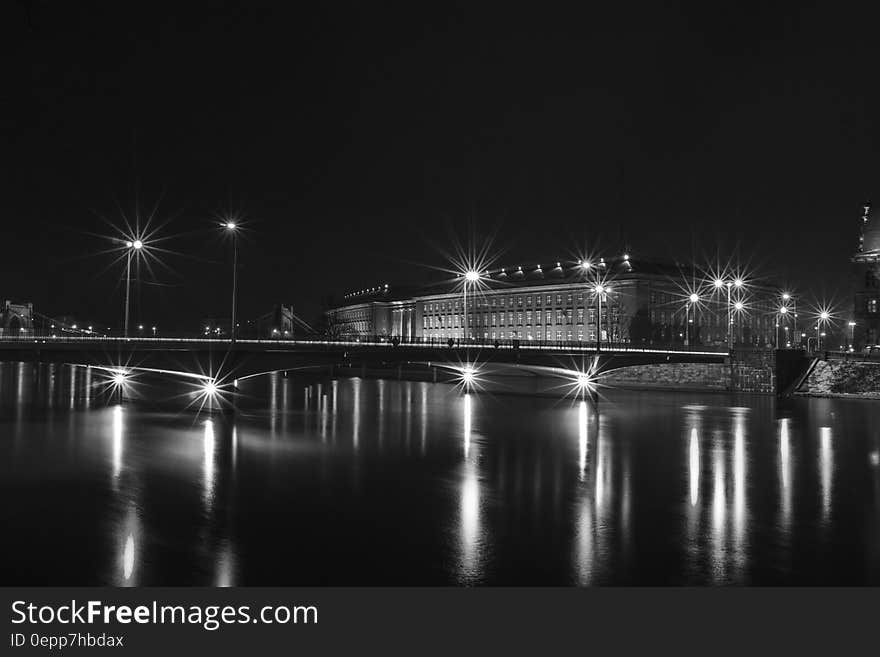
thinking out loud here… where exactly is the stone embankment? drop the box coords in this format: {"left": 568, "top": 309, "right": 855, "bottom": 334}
{"left": 796, "top": 359, "right": 880, "bottom": 399}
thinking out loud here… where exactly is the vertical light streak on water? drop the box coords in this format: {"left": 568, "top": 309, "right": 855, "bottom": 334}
{"left": 215, "top": 541, "right": 236, "bottom": 587}
{"left": 352, "top": 378, "right": 361, "bottom": 450}
{"left": 112, "top": 405, "right": 124, "bottom": 483}
{"left": 574, "top": 490, "right": 594, "bottom": 586}
{"left": 779, "top": 418, "right": 792, "bottom": 531}
{"left": 458, "top": 391, "right": 482, "bottom": 584}
{"left": 620, "top": 448, "right": 632, "bottom": 548}
{"left": 47, "top": 363, "right": 55, "bottom": 409}
{"left": 203, "top": 420, "right": 216, "bottom": 512}
{"left": 69, "top": 365, "right": 76, "bottom": 409}
{"left": 595, "top": 417, "right": 607, "bottom": 515}
{"left": 231, "top": 425, "right": 239, "bottom": 472}
{"left": 420, "top": 383, "right": 427, "bottom": 456}
{"left": 84, "top": 366, "right": 92, "bottom": 406}
{"left": 118, "top": 503, "right": 140, "bottom": 586}
{"left": 711, "top": 443, "right": 727, "bottom": 583}
{"left": 331, "top": 379, "right": 338, "bottom": 441}
{"left": 270, "top": 372, "right": 278, "bottom": 437}
{"left": 820, "top": 426, "right": 833, "bottom": 526}
{"left": 315, "top": 383, "right": 322, "bottom": 437}
{"left": 405, "top": 386, "right": 412, "bottom": 452}
{"left": 463, "top": 393, "right": 472, "bottom": 459}
{"left": 320, "top": 393, "right": 328, "bottom": 440}
{"left": 16, "top": 361, "right": 24, "bottom": 406}
{"left": 282, "top": 376, "right": 291, "bottom": 437}
{"left": 377, "top": 379, "right": 385, "bottom": 451}
{"left": 578, "top": 401, "right": 588, "bottom": 482}
{"left": 689, "top": 427, "right": 700, "bottom": 507}
{"left": 731, "top": 411, "right": 748, "bottom": 582}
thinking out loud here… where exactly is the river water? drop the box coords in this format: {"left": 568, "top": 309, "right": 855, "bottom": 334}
{"left": 2, "top": 361, "right": 880, "bottom": 585}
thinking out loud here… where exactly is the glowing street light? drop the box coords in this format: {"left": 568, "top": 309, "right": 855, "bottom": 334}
{"left": 776, "top": 305, "right": 789, "bottom": 349}
{"left": 709, "top": 276, "right": 743, "bottom": 350}
{"left": 223, "top": 221, "right": 240, "bottom": 344}
{"left": 781, "top": 292, "right": 798, "bottom": 338}
{"left": 849, "top": 320, "right": 857, "bottom": 350}
{"left": 685, "top": 293, "right": 699, "bottom": 346}
{"left": 462, "top": 270, "right": 481, "bottom": 343}
{"left": 593, "top": 283, "right": 609, "bottom": 350}
{"left": 123, "top": 239, "right": 144, "bottom": 337}
{"left": 815, "top": 310, "right": 831, "bottom": 351}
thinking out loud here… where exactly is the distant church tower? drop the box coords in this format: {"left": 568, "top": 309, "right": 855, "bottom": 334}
{"left": 853, "top": 202, "right": 880, "bottom": 348}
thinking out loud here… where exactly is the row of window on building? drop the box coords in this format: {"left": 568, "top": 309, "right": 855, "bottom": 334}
{"left": 426, "top": 328, "right": 607, "bottom": 341}
{"left": 422, "top": 308, "right": 620, "bottom": 330}
{"left": 422, "top": 291, "right": 596, "bottom": 312}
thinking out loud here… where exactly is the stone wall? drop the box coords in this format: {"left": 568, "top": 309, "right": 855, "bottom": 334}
{"left": 797, "top": 360, "right": 880, "bottom": 398}
{"left": 730, "top": 348, "right": 776, "bottom": 394}
{"left": 602, "top": 362, "right": 730, "bottom": 391}
{"left": 603, "top": 350, "right": 810, "bottom": 394}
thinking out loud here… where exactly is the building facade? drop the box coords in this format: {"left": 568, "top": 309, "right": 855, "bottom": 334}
{"left": 328, "top": 256, "right": 782, "bottom": 348}
{"left": 853, "top": 202, "right": 880, "bottom": 349}
{"left": 0, "top": 300, "right": 34, "bottom": 337}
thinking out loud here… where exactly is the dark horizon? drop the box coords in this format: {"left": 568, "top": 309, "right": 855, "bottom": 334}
{"left": 4, "top": 2, "right": 877, "bottom": 331}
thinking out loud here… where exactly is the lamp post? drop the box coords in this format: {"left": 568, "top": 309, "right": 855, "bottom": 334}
{"left": 733, "top": 300, "right": 745, "bottom": 345}
{"left": 777, "top": 305, "right": 789, "bottom": 349}
{"left": 849, "top": 321, "right": 856, "bottom": 350}
{"left": 463, "top": 270, "right": 479, "bottom": 343}
{"left": 594, "top": 283, "right": 607, "bottom": 351}
{"left": 580, "top": 260, "right": 593, "bottom": 347}
{"left": 686, "top": 293, "right": 699, "bottom": 346}
{"left": 816, "top": 311, "right": 830, "bottom": 352}
{"left": 782, "top": 292, "right": 797, "bottom": 338}
{"left": 223, "top": 222, "right": 239, "bottom": 343}
{"left": 123, "top": 239, "right": 143, "bottom": 337}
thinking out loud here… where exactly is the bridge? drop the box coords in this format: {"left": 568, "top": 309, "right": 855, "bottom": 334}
{"left": 0, "top": 334, "right": 729, "bottom": 386}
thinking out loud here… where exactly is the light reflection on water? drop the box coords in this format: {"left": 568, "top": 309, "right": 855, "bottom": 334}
{"left": 1, "top": 361, "right": 880, "bottom": 585}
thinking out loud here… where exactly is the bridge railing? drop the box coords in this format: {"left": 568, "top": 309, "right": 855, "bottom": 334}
{"left": 821, "top": 349, "right": 880, "bottom": 362}
{"left": 0, "top": 333, "right": 734, "bottom": 355}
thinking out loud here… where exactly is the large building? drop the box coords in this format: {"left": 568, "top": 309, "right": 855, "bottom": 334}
{"left": 853, "top": 202, "right": 880, "bottom": 348}
{"left": 328, "top": 255, "right": 783, "bottom": 348}
{"left": 0, "top": 300, "right": 34, "bottom": 337}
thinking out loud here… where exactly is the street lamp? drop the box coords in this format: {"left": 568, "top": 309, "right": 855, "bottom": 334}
{"left": 776, "top": 305, "right": 789, "bottom": 349}
{"left": 782, "top": 292, "right": 798, "bottom": 337}
{"left": 849, "top": 321, "right": 856, "bottom": 350}
{"left": 685, "top": 293, "right": 699, "bottom": 346}
{"left": 817, "top": 311, "right": 830, "bottom": 351}
{"left": 593, "top": 283, "right": 608, "bottom": 350}
{"left": 123, "top": 239, "right": 143, "bottom": 337}
{"left": 733, "top": 300, "right": 745, "bottom": 346}
{"left": 223, "top": 222, "right": 239, "bottom": 344}
{"left": 463, "top": 270, "right": 480, "bottom": 343}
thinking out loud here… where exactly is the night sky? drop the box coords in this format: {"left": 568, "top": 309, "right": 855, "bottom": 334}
{"left": 3, "top": 2, "right": 878, "bottom": 331}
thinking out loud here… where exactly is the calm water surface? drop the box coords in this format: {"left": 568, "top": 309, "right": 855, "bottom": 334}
{"left": 2, "top": 361, "right": 880, "bottom": 585}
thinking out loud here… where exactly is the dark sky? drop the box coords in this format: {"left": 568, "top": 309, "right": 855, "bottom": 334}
{"left": 2, "top": 2, "right": 878, "bottom": 330}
